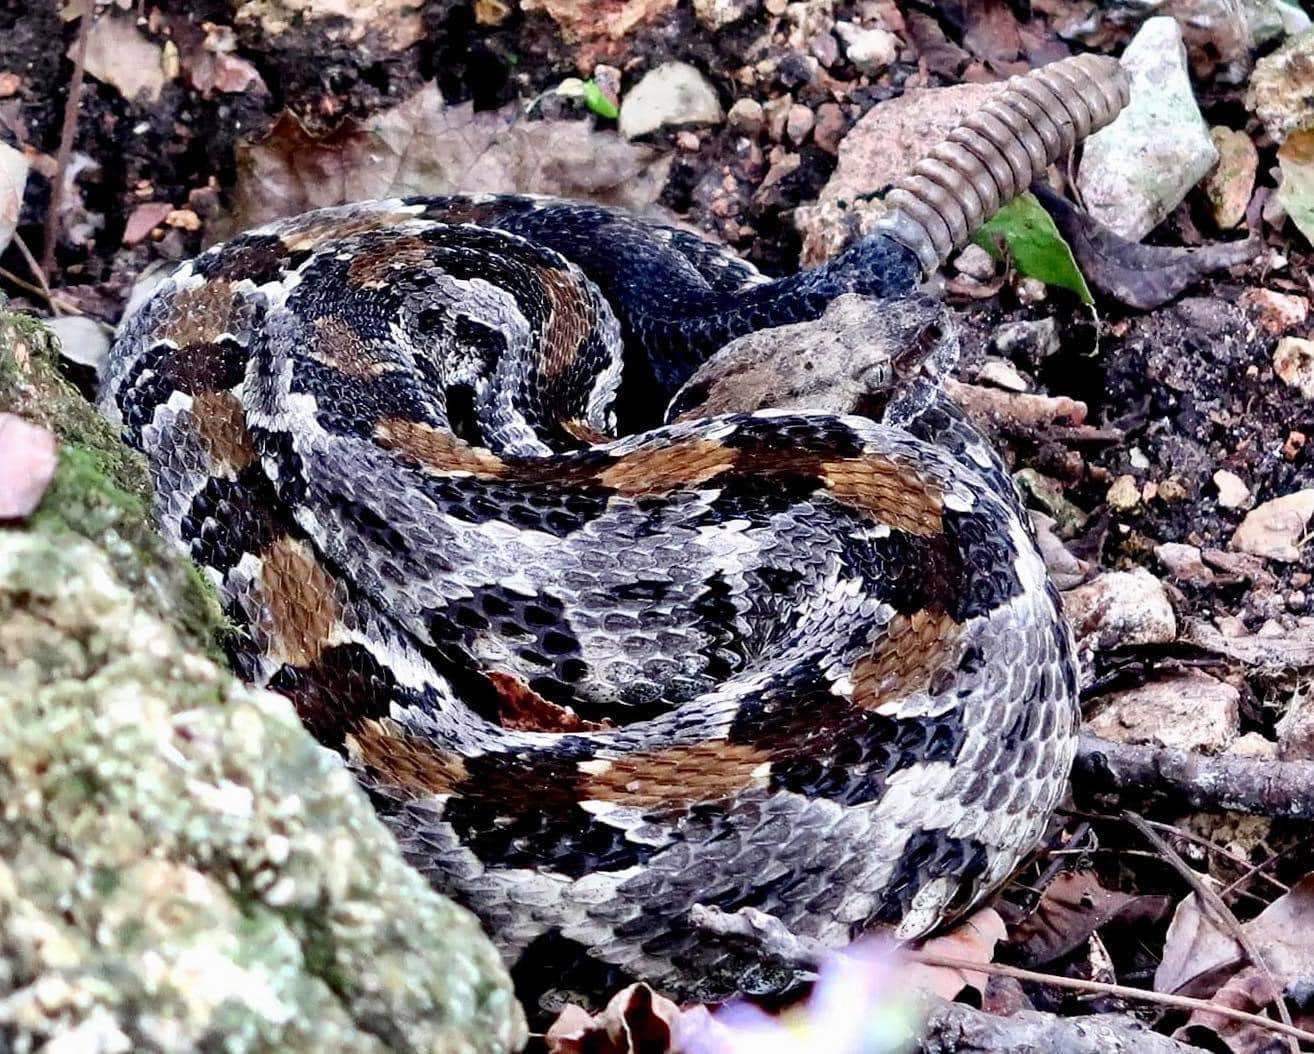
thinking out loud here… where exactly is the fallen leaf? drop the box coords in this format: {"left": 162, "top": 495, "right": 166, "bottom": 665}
{"left": 906, "top": 907, "right": 1006, "bottom": 999}
{"left": 230, "top": 83, "right": 672, "bottom": 232}
{"left": 1011, "top": 871, "right": 1173, "bottom": 967}
{"left": 1278, "top": 129, "right": 1314, "bottom": 249}
{"left": 1159, "top": 874, "right": 1314, "bottom": 1052}
{"left": 78, "top": 13, "right": 168, "bottom": 103}
{"left": 972, "top": 191, "right": 1094, "bottom": 304}
{"left": 0, "top": 416, "right": 58, "bottom": 520}
{"left": 122, "top": 201, "right": 173, "bottom": 245}
{"left": 0, "top": 139, "right": 27, "bottom": 255}
{"left": 1032, "top": 184, "right": 1260, "bottom": 310}
{"left": 546, "top": 983, "right": 681, "bottom": 1054}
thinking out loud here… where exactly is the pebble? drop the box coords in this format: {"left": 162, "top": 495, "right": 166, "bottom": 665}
{"left": 1063, "top": 568, "right": 1178, "bottom": 651}
{"left": 954, "top": 244, "right": 997, "bottom": 281}
{"left": 1086, "top": 670, "right": 1239, "bottom": 753}
{"left": 785, "top": 103, "right": 815, "bottom": 144}
{"left": 990, "top": 317, "right": 1059, "bottom": 361}
{"left": 0, "top": 416, "right": 58, "bottom": 520}
{"left": 1077, "top": 17, "right": 1219, "bottom": 240}
{"left": 833, "top": 22, "right": 898, "bottom": 74}
{"left": 976, "top": 359, "right": 1028, "bottom": 392}
{"left": 619, "top": 62, "right": 724, "bottom": 140}
{"left": 1156, "top": 542, "right": 1217, "bottom": 587}
{"left": 1108, "top": 474, "right": 1141, "bottom": 510}
{"left": 1246, "top": 0, "right": 1312, "bottom": 47}
{"left": 693, "top": 0, "right": 758, "bottom": 29}
{"left": 1274, "top": 336, "right": 1314, "bottom": 400}
{"left": 812, "top": 102, "right": 847, "bottom": 154}
{"left": 1247, "top": 28, "right": 1314, "bottom": 142}
{"left": 1241, "top": 287, "right": 1309, "bottom": 335}
{"left": 1277, "top": 687, "right": 1314, "bottom": 761}
{"left": 1213, "top": 469, "right": 1251, "bottom": 508}
{"left": 1231, "top": 489, "right": 1314, "bottom": 562}
{"left": 1016, "top": 277, "right": 1048, "bottom": 304}
{"left": 763, "top": 96, "right": 792, "bottom": 141}
{"left": 1204, "top": 127, "right": 1258, "bottom": 230}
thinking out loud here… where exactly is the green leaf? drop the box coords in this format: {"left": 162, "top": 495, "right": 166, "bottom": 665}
{"left": 581, "top": 80, "right": 619, "bottom": 120}
{"left": 972, "top": 191, "right": 1094, "bottom": 304}
{"left": 1278, "top": 128, "right": 1314, "bottom": 249}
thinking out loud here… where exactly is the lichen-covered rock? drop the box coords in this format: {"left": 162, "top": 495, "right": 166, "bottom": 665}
{"left": 0, "top": 316, "right": 527, "bottom": 1053}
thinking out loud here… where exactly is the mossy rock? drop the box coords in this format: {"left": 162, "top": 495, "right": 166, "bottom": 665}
{"left": 0, "top": 314, "right": 527, "bottom": 1053}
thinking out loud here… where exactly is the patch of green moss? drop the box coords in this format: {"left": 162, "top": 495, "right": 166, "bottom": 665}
{"left": 1, "top": 311, "right": 227, "bottom": 657}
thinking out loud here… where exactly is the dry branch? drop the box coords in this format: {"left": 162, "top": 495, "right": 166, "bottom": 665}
{"left": 1073, "top": 733, "right": 1314, "bottom": 819}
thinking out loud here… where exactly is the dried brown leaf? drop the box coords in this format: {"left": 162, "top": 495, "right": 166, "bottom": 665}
{"left": 1012, "top": 871, "right": 1173, "bottom": 967}
{"left": 545, "top": 983, "right": 681, "bottom": 1054}
{"left": 230, "top": 84, "right": 672, "bottom": 233}
{"left": 906, "top": 907, "right": 1006, "bottom": 998}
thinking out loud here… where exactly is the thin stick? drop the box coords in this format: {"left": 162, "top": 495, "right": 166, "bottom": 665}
{"left": 907, "top": 951, "right": 1314, "bottom": 1049}
{"left": 0, "top": 266, "right": 85, "bottom": 316}
{"left": 41, "top": 5, "right": 93, "bottom": 279}
{"left": 1123, "top": 811, "right": 1298, "bottom": 1053}
{"left": 9, "top": 231, "right": 74, "bottom": 316}
{"left": 693, "top": 904, "right": 1314, "bottom": 1050}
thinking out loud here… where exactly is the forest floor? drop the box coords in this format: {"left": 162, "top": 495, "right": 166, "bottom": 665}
{"left": 2, "top": 1, "right": 1314, "bottom": 1052}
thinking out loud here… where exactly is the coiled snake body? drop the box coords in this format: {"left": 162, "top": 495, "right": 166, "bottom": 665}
{"left": 100, "top": 56, "right": 1127, "bottom": 1008}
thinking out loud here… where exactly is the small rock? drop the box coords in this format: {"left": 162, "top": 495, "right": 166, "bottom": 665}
{"left": 990, "top": 317, "right": 1059, "bottom": 360}
{"left": 619, "top": 62, "right": 724, "bottom": 141}
{"left": 0, "top": 416, "right": 57, "bottom": 520}
{"left": 0, "top": 140, "right": 26, "bottom": 256}
{"left": 1086, "top": 670, "right": 1239, "bottom": 753}
{"left": 1204, "top": 127, "right": 1258, "bottom": 229}
{"left": 976, "top": 359, "right": 1028, "bottom": 392}
{"left": 812, "top": 102, "right": 847, "bottom": 154}
{"left": 693, "top": 0, "right": 758, "bottom": 29}
{"left": 810, "top": 31, "right": 840, "bottom": 68}
{"left": 1063, "top": 567, "right": 1178, "bottom": 651}
{"left": 954, "top": 244, "right": 998, "bottom": 281}
{"left": 1230, "top": 730, "right": 1279, "bottom": 759}
{"left": 1077, "top": 17, "right": 1220, "bottom": 240}
{"left": 785, "top": 103, "right": 815, "bottom": 144}
{"left": 1231, "top": 489, "right": 1314, "bottom": 561}
{"left": 1031, "top": 511, "right": 1088, "bottom": 590}
{"left": 1247, "top": 28, "right": 1314, "bottom": 142}
{"left": 1213, "top": 469, "right": 1251, "bottom": 508}
{"left": 1274, "top": 336, "right": 1314, "bottom": 400}
{"left": 1156, "top": 542, "right": 1217, "bottom": 587}
{"left": 1241, "top": 287, "right": 1309, "bottom": 335}
{"left": 1016, "top": 277, "right": 1047, "bottom": 304}
{"left": 46, "top": 315, "right": 111, "bottom": 372}
{"left": 834, "top": 22, "right": 899, "bottom": 74}
{"left": 727, "top": 97, "right": 765, "bottom": 135}
{"left": 796, "top": 81, "right": 1007, "bottom": 263}
{"left": 1108, "top": 474, "right": 1141, "bottom": 510}
{"left": 1277, "top": 687, "right": 1314, "bottom": 760}
{"left": 675, "top": 130, "right": 701, "bottom": 151}
{"left": 764, "top": 96, "right": 792, "bottom": 141}
{"left": 1245, "top": 0, "right": 1313, "bottom": 47}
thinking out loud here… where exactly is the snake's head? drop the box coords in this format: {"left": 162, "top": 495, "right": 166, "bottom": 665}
{"left": 665, "top": 292, "right": 957, "bottom": 424}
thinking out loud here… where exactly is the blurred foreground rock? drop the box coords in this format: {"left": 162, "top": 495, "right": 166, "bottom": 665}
{"left": 0, "top": 314, "right": 526, "bottom": 1053}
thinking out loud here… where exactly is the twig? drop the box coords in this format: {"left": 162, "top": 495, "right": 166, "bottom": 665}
{"left": 0, "top": 266, "right": 85, "bottom": 316}
{"left": 5, "top": 232, "right": 81, "bottom": 316}
{"left": 1138, "top": 817, "right": 1290, "bottom": 898}
{"left": 691, "top": 905, "right": 1314, "bottom": 1050}
{"left": 1073, "top": 733, "right": 1314, "bottom": 819}
{"left": 908, "top": 953, "right": 1314, "bottom": 1049}
{"left": 1122, "top": 811, "right": 1298, "bottom": 1053}
{"left": 41, "top": 4, "right": 93, "bottom": 279}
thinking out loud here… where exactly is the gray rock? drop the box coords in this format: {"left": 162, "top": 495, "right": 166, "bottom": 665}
{"left": 1247, "top": 28, "right": 1314, "bottom": 141}
{"left": 1243, "top": 0, "right": 1312, "bottom": 47}
{"left": 619, "top": 62, "right": 724, "bottom": 141}
{"left": 1063, "top": 568, "right": 1179, "bottom": 651}
{"left": 1231, "top": 489, "right": 1314, "bottom": 562}
{"left": 0, "top": 315, "right": 526, "bottom": 1054}
{"left": 1077, "top": 17, "right": 1219, "bottom": 240}
{"left": 1085, "top": 670, "right": 1240, "bottom": 753}
{"left": 693, "top": 0, "right": 758, "bottom": 29}
{"left": 833, "top": 22, "right": 898, "bottom": 74}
